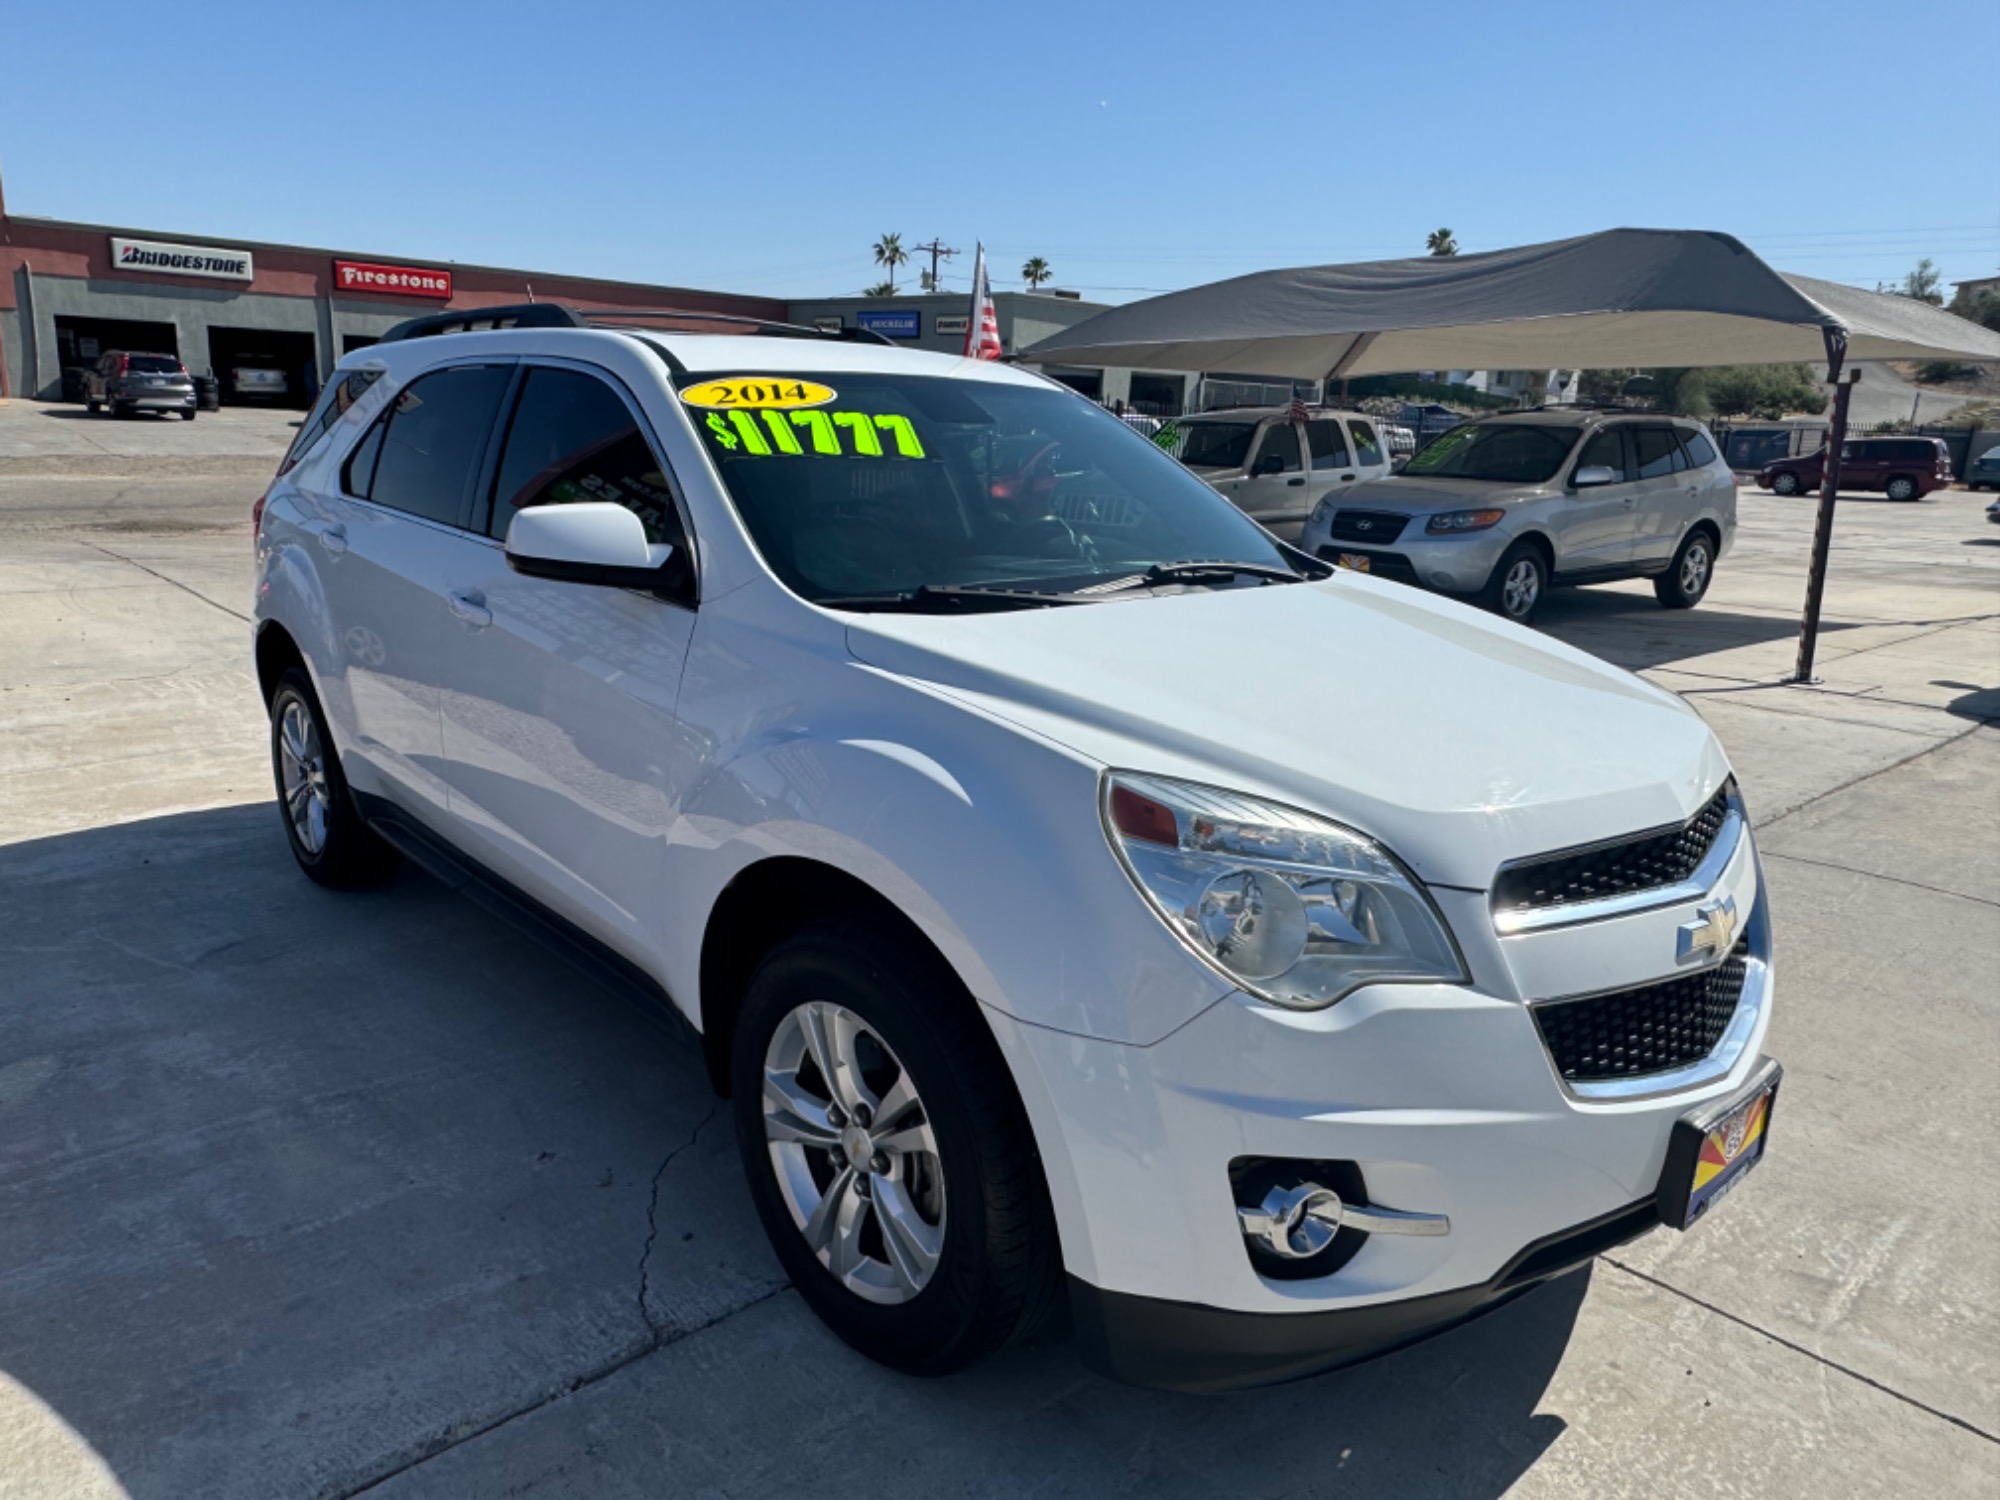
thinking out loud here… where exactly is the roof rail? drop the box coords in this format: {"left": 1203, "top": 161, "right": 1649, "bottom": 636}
{"left": 376, "top": 302, "right": 901, "bottom": 349}
{"left": 570, "top": 308, "right": 895, "bottom": 346}
{"left": 378, "top": 303, "right": 586, "bottom": 342}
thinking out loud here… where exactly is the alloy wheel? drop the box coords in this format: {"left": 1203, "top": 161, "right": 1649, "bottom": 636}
{"left": 1679, "top": 540, "right": 1711, "bottom": 598}
{"left": 762, "top": 1000, "right": 945, "bottom": 1305}
{"left": 277, "top": 698, "right": 331, "bottom": 854}
{"left": 1503, "top": 558, "right": 1541, "bottom": 618}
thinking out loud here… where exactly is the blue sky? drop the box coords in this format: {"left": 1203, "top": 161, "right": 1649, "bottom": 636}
{"left": 4, "top": 1, "right": 1995, "bottom": 304}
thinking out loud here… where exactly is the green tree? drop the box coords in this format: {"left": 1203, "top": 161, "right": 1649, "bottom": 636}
{"left": 1880, "top": 258, "right": 1944, "bottom": 306}
{"left": 863, "top": 280, "right": 897, "bottom": 297}
{"left": 1426, "top": 228, "right": 1459, "bottom": 257}
{"left": 1947, "top": 282, "right": 2000, "bottom": 334}
{"left": 872, "top": 233, "right": 907, "bottom": 293}
{"left": 1644, "top": 365, "right": 1827, "bottom": 420}
{"left": 1022, "top": 256, "right": 1053, "bottom": 289}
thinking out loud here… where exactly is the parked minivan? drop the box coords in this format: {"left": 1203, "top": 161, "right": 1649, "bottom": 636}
{"left": 1757, "top": 437, "right": 1952, "bottom": 501}
{"left": 1166, "top": 407, "right": 1393, "bottom": 527}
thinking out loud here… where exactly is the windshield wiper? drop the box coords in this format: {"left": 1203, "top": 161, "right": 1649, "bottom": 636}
{"left": 1092, "top": 560, "right": 1307, "bottom": 594}
{"left": 817, "top": 583, "right": 1086, "bottom": 613}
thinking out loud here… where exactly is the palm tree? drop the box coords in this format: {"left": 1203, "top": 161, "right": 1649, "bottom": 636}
{"left": 1022, "top": 256, "right": 1053, "bottom": 289}
{"left": 863, "top": 281, "right": 896, "bottom": 297}
{"left": 872, "top": 233, "right": 907, "bottom": 293}
{"left": 1426, "top": 229, "right": 1459, "bottom": 257}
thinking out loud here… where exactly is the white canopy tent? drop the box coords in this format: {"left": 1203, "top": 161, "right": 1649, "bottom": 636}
{"left": 1021, "top": 229, "right": 2000, "bottom": 680}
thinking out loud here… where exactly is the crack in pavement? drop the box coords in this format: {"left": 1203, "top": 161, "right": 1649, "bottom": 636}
{"left": 638, "top": 1104, "right": 720, "bottom": 1339}
{"left": 327, "top": 1101, "right": 778, "bottom": 1500}
{"left": 1760, "top": 848, "right": 2000, "bottom": 909}
{"left": 1599, "top": 1258, "right": 2000, "bottom": 1446}
{"left": 72, "top": 536, "right": 251, "bottom": 622}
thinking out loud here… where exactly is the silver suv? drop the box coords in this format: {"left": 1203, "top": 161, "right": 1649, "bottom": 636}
{"left": 1297, "top": 410, "right": 1736, "bottom": 624}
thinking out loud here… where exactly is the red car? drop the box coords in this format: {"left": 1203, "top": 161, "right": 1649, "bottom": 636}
{"left": 1758, "top": 436, "right": 1953, "bottom": 501}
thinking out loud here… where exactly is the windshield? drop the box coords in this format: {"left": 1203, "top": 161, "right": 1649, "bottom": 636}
{"left": 1169, "top": 420, "right": 1259, "bottom": 470}
{"left": 679, "top": 372, "right": 1299, "bottom": 606}
{"left": 1401, "top": 423, "right": 1577, "bottom": 484}
{"left": 126, "top": 355, "right": 182, "bottom": 374}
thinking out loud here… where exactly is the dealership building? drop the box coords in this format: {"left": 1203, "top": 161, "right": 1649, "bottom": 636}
{"left": 0, "top": 173, "right": 1205, "bottom": 413}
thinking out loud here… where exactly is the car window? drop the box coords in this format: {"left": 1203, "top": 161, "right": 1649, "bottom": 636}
{"left": 1306, "top": 421, "right": 1350, "bottom": 468}
{"left": 1634, "top": 427, "right": 1682, "bottom": 479}
{"left": 282, "top": 368, "right": 383, "bottom": 475}
{"left": 1404, "top": 423, "right": 1575, "bottom": 484}
{"left": 489, "top": 366, "right": 687, "bottom": 548}
{"left": 1575, "top": 428, "right": 1627, "bottom": 481}
{"left": 1345, "top": 419, "right": 1384, "bottom": 468}
{"left": 127, "top": 355, "right": 182, "bottom": 374}
{"left": 682, "top": 370, "right": 1298, "bottom": 605}
{"left": 361, "top": 365, "right": 512, "bottom": 526}
{"left": 343, "top": 419, "right": 386, "bottom": 498}
{"left": 1679, "top": 429, "right": 1718, "bottom": 468}
{"left": 1255, "top": 423, "right": 1303, "bottom": 475}
{"left": 1170, "top": 421, "right": 1258, "bottom": 470}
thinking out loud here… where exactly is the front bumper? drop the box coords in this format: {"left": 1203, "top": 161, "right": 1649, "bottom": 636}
{"left": 990, "top": 826, "right": 1773, "bottom": 1389}
{"left": 1297, "top": 516, "right": 1509, "bottom": 594}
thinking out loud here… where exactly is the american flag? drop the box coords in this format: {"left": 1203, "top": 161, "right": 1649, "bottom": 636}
{"left": 965, "top": 243, "right": 1002, "bottom": 360}
{"left": 1288, "top": 395, "right": 1310, "bottom": 424}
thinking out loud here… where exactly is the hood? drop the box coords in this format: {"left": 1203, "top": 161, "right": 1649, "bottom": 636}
{"left": 845, "top": 576, "right": 1727, "bottom": 890}
{"left": 1336, "top": 474, "right": 1552, "bottom": 510}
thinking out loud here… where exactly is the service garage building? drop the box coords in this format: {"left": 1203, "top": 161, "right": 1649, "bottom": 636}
{"left": 0, "top": 184, "right": 784, "bottom": 408}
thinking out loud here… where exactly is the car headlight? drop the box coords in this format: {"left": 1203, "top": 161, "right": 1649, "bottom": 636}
{"left": 1309, "top": 498, "right": 1333, "bottom": 524}
{"left": 1425, "top": 509, "right": 1506, "bottom": 534}
{"left": 1101, "top": 773, "right": 1466, "bottom": 1009}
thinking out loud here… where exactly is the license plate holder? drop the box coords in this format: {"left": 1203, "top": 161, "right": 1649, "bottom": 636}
{"left": 1656, "top": 1058, "right": 1781, "bottom": 1231}
{"left": 1336, "top": 552, "right": 1371, "bottom": 573}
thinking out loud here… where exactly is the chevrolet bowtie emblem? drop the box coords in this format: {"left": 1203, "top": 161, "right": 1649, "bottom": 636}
{"left": 1677, "top": 895, "right": 1738, "bottom": 963}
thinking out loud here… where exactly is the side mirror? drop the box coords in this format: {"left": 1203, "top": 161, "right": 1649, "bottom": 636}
{"left": 505, "top": 503, "right": 677, "bottom": 590}
{"left": 1254, "top": 452, "right": 1286, "bottom": 476}
{"left": 1571, "top": 465, "right": 1620, "bottom": 489}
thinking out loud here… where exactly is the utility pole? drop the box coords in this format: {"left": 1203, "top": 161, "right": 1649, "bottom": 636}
{"left": 913, "top": 239, "right": 958, "bottom": 293}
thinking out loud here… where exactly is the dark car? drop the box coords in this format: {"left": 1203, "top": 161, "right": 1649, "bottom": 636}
{"left": 84, "top": 351, "right": 198, "bottom": 420}
{"left": 1757, "top": 436, "right": 1951, "bottom": 501}
{"left": 1965, "top": 447, "right": 2000, "bottom": 492}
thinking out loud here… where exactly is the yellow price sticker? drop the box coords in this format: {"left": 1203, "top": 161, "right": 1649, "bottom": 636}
{"left": 680, "top": 376, "right": 837, "bottom": 410}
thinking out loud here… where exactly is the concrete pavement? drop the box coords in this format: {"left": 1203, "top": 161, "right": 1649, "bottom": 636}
{"left": 0, "top": 436, "right": 1994, "bottom": 1498}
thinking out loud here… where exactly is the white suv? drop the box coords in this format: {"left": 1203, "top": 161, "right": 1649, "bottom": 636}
{"left": 252, "top": 307, "right": 1779, "bottom": 1391}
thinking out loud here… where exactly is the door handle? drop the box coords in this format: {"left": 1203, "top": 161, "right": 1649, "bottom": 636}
{"left": 317, "top": 521, "right": 348, "bottom": 555}
{"left": 447, "top": 590, "right": 492, "bottom": 629}
{"left": 1621, "top": 496, "right": 1636, "bottom": 506}
{"left": 1340, "top": 473, "right": 1357, "bottom": 481}
{"left": 1286, "top": 477, "right": 1305, "bottom": 487}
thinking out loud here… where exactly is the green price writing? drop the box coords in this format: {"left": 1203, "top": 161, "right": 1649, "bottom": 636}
{"left": 704, "top": 409, "right": 925, "bottom": 459}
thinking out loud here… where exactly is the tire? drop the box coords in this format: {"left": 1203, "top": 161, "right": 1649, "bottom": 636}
{"left": 87, "top": 397, "right": 102, "bottom": 415}
{"left": 732, "top": 916, "right": 1060, "bottom": 1377}
{"left": 1884, "top": 476, "right": 1918, "bottom": 502}
{"left": 268, "top": 667, "right": 399, "bottom": 888}
{"left": 1771, "top": 472, "right": 1801, "bottom": 496}
{"left": 181, "top": 408, "right": 197, "bottom": 421}
{"left": 1654, "top": 529, "right": 1716, "bottom": 609}
{"left": 1478, "top": 541, "right": 1548, "bottom": 626}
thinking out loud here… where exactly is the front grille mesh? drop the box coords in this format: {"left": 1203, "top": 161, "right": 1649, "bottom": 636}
{"left": 1327, "top": 509, "right": 1411, "bottom": 543}
{"left": 1535, "top": 940, "right": 1749, "bottom": 1081}
{"left": 1495, "top": 782, "right": 1733, "bottom": 913}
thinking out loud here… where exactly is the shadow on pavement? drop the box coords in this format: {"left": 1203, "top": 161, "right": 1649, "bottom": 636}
{"left": 1533, "top": 589, "right": 1854, "bottom": 673}
{"left": 0, "top": 804, "right": 1580, "bottom": 1499}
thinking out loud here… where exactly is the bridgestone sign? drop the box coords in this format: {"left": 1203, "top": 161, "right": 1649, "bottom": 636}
{"left": 109, "top": 236, "right": 254, "bottom": 281}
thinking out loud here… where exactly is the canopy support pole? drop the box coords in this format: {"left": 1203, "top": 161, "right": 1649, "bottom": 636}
{"left": 1791, "top": 326, "right": 1855, "bottom": 684}
{"left": 1323, "top": 333, "right": 1379, "bottom": 397}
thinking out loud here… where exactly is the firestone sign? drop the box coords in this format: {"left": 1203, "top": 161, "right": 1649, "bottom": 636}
{"left": 334, "top": 260, "right": 453, "bottom": 299}
{"left": 109, "top": 236, "right": 253, "bottom": 281}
